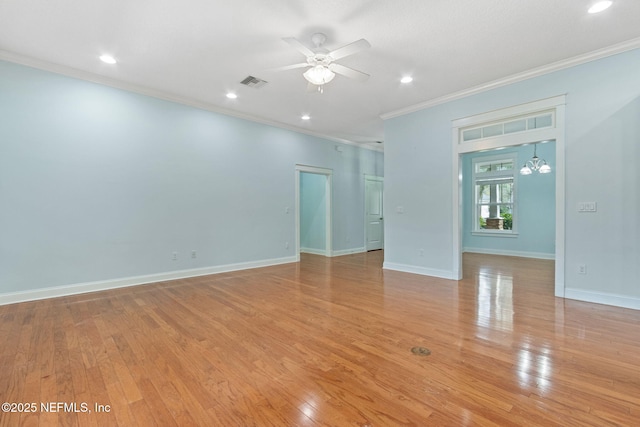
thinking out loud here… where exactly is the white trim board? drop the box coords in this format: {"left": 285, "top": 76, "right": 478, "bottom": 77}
{"left": 565, "top": 288, "right": 640, "bottom": 311}
{"left": 0, "top": 256, "right": 297, "bottom": 306}
{"left": 300, "top": 247, "right": 327, "bottom": 256}
{"left": 382, "top": 262, "right": 457, "bottom": 281}
{"left": 463, "top": 248, "right": 555, "bottom": 260}
{"left": 332, "top": 247, "right": 367, "bottom": 257}
{"left": 301, "top": 247, "right": 366, "bottom": 257}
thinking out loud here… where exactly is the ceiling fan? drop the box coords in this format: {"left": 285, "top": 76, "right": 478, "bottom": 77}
{"left": 277, "top": 33, "right": 371, "bottom": 92}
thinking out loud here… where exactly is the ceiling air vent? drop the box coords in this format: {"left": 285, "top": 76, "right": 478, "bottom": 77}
{"left": 240, "top": 76, "right": 268, "bottom": 88}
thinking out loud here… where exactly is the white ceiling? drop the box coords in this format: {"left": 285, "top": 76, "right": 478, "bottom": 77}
{"left": 1, "top": 0, "right": 639, "bottom": 149}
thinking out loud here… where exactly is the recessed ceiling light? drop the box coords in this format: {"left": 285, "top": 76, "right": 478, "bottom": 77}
{"left": 226, "top": 92, "right": 237, "bottom": 99}
{"left": 588, "top": 1, "right": 612, "bottom": 13}
{"left": 400, "top": 76, "right": 413, "bottom": 84}
{"left": 99, "top": 54, "right": 117, "bottom": 64}
{"left": 301, "top": 114, "right": 311, "bottom": 120}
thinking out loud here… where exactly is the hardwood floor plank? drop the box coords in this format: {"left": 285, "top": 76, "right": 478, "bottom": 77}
{"left": 134, "top": 377, "right": 179, "bottom": 427}
{"left": 83, "top": 365, "right": 118, "bottom": 426}
{"left": 2, "top": 252, "right": 640, "bottom": 425}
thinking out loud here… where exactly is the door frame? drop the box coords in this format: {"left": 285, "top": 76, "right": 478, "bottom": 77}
{"left": 295, "top": 165, "right": 333, "bottom": 260}
{"left": 451, "top": 95, "right": 566, "bottom": 297}
{"left": 364, "top": 175, "right": 384, "bottom": 251}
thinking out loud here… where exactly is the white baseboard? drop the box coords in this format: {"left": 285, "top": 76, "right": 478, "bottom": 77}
{"left": 332, "top": 247, "right": 366, "bottom": 257}
{"left": 300, "top": 247, "right": 366, "bottom": 257}
{"left": 0, "top": 256, "right": 298, "bottom": 306}
{"left": 300, "top": 247, "right": 327, "bottom": 256}
{"left": 565, "top": 288, "right": 640, "bottom": 311}
{"left": 382, "top": 262, "right": 457, "bottom": 280}
{"left": 463, "top": 247, "right": 555, "bottom": 260}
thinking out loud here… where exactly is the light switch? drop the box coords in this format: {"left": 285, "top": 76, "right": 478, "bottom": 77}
{"left": 578, "top": 202, "right": 597, "bottom": 213}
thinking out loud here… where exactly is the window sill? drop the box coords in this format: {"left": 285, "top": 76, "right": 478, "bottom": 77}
{"left": 472, "top": 231, "right": 519, "bottom": 238}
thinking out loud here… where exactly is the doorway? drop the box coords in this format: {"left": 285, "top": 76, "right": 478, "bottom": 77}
{"left": 295, "top": 165, "right": 332, "bottom": 259}
{"left": 365, "top": 175, "right": 384, "bottom": 251}
{"left": 460, "top": 142, "right": 556, "bottom": 259}
{"left": 451, "top": 95, "right": 566, "bottom": 297}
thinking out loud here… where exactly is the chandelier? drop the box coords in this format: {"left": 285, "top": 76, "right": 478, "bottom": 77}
{"left": 520, "top": 144, "right": 551, "bottom": 175}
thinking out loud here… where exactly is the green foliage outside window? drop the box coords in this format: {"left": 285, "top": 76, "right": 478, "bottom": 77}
{"left": 501, "top": 212, "right": 513, "bottom": 230}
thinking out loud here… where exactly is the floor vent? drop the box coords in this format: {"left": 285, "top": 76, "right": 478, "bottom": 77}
{"left": 411, "top": 346, "right": 431, "bottom": 356}
{"left": 240, "top": 76, "right": 268, "bottom": 88}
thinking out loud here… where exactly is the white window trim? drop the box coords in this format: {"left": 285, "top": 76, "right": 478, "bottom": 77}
{"left": 471, "top": 231, "right": 519, "bottom": 237}
{"left": 460, "top": 110, "right": 555, "bottom": 142}
{"left": 471, "top": 154, "right": 518, "bottom": 236}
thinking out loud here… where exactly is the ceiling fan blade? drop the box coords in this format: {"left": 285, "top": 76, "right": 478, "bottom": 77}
{"left": 328, "top": 38, "right": 371, "bottom": 61}
{"left": 329, "top": 63, "right": 370, "bottom": 82}
{"left": 269, "top": 63, "right": 310, "bottom": 72}
{"left": 282, "top": 37, "right": 315, "bottom": 57}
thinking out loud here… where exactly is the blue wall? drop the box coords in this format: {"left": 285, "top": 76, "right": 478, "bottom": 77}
{"left": 462, "top": 143, "right": 556, "bottom": 258}
{"left": 0, "top": 60, "right": 383, "bottom": 296}
{"left": 384, "top": 47, "right": 640, "bottom": 307}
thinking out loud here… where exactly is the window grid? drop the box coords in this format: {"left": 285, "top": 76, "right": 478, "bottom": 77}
{"left": 462, "top": 111, "right": 554, "bottom": 142}
{"left": 472, "top": 155, "right": 517, "bottom": 234}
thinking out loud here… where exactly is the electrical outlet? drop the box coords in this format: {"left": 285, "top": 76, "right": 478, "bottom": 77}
{"left": 419, "top": 249, "right": 425, "bottom": 256}
{"left": 578, "top": 264, "right": 587, "bottom": 274}
{"left": 285, "top": 241, "right": 289, "bottom": 249}
{"left": 191, "top": 250, "right": 197, "bottom": 259}
{"left": 172, "top": 252, "right": 178, "bottom": 261}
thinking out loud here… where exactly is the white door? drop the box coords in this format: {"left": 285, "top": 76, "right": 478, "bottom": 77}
{"left": 365, "top": 177, "right": 384, "bottom": 251}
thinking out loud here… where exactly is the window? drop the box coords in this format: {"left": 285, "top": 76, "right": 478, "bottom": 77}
{"left": 461, "top": 111, "right": 554, "bottom": 142}
{"left": 472, "top": 155, "right": 517, "bottom": 235}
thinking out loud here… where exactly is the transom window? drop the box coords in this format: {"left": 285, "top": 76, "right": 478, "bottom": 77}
{"left": 472, "top": 155, "right": 517, "bottom": 234}
{"left": 461, "top": 111, "right": 554, "bottom": 142}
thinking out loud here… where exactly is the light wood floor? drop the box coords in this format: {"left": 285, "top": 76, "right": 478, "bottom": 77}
{"left": 2, "top": 252, "right": 640, "bottom": 426}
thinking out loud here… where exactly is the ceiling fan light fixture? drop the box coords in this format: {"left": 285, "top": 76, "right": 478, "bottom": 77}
{"left": 303, "top": 65, "right": 335, "bottom": 86}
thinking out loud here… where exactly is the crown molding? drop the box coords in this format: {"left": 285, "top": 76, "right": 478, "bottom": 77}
{"left": 0, "top": 49, "right": 382, "bottom": 152}
{"left": 381, "top": 37, "right": 640, "bottom": 120}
